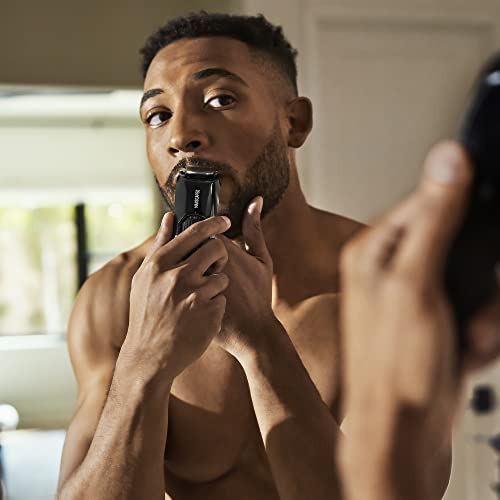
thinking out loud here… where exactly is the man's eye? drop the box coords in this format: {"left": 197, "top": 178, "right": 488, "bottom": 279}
{"left": 206, "top": 95, "right": 235, "bottom": 109}
{"left": 146, "top": 111, "right": 172, "bottom": 128}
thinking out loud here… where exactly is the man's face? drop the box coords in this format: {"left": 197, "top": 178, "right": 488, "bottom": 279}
{"left": 141, "top": 36, "right": 290, "bottom": 238}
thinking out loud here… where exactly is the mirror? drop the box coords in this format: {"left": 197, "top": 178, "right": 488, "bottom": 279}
{"left": 1, "top": 2, "right": 500, "bottom": 500}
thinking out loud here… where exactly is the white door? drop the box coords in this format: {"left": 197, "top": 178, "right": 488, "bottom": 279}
{"left": 244, "top": 1, "right": 500, "bottom": 499}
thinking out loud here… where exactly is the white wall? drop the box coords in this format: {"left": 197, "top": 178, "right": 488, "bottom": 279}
{"left": 0, "top": 336, "right": 76, "bottom": 429}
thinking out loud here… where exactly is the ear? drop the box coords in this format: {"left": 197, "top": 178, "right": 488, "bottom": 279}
{"left": 286, "top": 97, "right": 313, "bottom": 148}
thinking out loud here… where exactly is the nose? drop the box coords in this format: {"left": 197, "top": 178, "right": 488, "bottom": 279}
{"left": 167, "top": 111, "right": 210, "bottom": 157}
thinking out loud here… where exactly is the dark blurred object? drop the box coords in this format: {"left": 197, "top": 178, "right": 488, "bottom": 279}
{"left": 471, "top": 385, "right": 497, "bottom": 414}
{"left": 489, "top": 434, "right": 500, "bottom": 499}
{"left": 490, "top": 433, "right": 500, "bottom": 452}
{"left": 471, "top": 385, "right": 500, "bottom": 499}
{"left": 75, "top": 203, "right": 89, "bottom": 290}
{"left": 445, "top": 51, "right": 500, "bottom": 355}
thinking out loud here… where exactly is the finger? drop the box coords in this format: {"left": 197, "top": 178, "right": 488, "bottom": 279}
{"left": 210, "top": 239, "right": 230, "bottom": 274}
{"left": 158, "top": 215, "right": 231, "bottom": 267}
{"left": 144, "top": 212, "right": 175, "bottom": 262}
{"left": 241, "top": 196, "right": 271, "bottom": 265}
{"left": 395, "top": 141, "right": 473, "bottom": 276}
{"left": 218, "top": 234, "right": 241, "bottom": 266}
{"left": 185, "top": 237, "right": 229, "bottom": 276}
{"left": 198, "top": 273, "right": 230, "bottom": 300}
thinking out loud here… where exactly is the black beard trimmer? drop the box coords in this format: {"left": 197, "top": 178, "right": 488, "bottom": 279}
{"left": 174, "top": 167, "right": 220, "bottom": 235}
{"left": 445, "top": 52, "right": 500, "bottom": 356}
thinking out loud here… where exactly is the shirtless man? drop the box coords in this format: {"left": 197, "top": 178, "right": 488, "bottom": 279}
{"left": 56, "top": 13, "right": 451, "bottom": 500}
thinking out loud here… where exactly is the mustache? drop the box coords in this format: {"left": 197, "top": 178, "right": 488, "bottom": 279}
{"left": 170, "top": 157, "right": 235, "bottom": 182}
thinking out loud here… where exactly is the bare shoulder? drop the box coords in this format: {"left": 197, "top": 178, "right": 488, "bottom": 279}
{"left": 67, "top": 235, "right": 153, "bottom": 386}
{"left": 311, "top": 206, "right": 366, "bottom": 251}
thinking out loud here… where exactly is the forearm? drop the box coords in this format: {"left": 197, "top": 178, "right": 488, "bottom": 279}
{"left": 340, "top": 408, "right": 447, "bottom": 500}
{"left": 58, "top": 355, "right": 172, "bottom": 500}
{"left": 239, "top": 318, "right": 342, "bottom": 500}
{"left": 342, "top": 445, "right": 430, "bottom": 500}
{"left": 430, "top": 445, "right": 452, "bottom": 500}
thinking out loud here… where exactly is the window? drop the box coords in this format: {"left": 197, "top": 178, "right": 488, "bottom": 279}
{"left": 0, "top": 204, "right": 75, "bottom": 336}
{"left": 0, "top": 87, "right": 159, "bottom": 337}
{"left": 0, "top": 192, "right": 155, "bottom": 336}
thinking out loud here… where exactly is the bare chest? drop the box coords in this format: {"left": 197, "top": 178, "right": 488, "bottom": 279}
{"left": 164, "top": 294, "right": 341, "bottom": 490}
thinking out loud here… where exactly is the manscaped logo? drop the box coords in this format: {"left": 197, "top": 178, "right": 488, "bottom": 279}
{"left": 194, "top": 189, "right": 201, "bottom": 209}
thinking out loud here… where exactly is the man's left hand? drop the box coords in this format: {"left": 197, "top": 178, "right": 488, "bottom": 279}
{"left": 215, "top": 196, "right": 276, "bottom": 359}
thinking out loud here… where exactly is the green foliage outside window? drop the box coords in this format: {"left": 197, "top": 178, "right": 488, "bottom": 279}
{"left": 0, "top": 196, "right": 155, "bottom": 336}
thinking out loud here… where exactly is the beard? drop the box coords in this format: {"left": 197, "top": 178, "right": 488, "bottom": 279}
{"left": 154, "top": 121, "right": 290, "bottom": 238}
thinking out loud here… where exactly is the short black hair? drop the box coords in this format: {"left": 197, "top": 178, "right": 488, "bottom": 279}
{"left": 139, "top": 12, "right": 299, "bottom": 95}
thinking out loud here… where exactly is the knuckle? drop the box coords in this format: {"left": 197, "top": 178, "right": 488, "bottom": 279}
{"left": 205, "top": 238, "right": 218, "bottom": 253}
{"left": 198, "top": 217, "right": 219, "bottom": 236}
{"left": 215, "top": 272, "right": 230, "bottom": 289}
{"left": 214, "top": 238, "right": 227, "bottom": 257}
{"left": 187, "top": 222, "right": 202, "bottom": 237}
{"left": 213, "top": 237, "right": 224, "bottom": 250}
{"left": 146, "top": 257, "right": 161, "bottom": 274}
{"left": 212, "top": 293, "right": 227, "bottom": 309}
{"left": 170, "top": 265, "right": 188, "bottom": 287}
{"left": 166, "top": 269, "right": 180, "bottom": 290}
{"left": 181, "top": 267, "right": 197, "bottom": 287}
{"left": 391, "top": 268, "right": 430, "bottom": 301}
{"left": 187, "top": 290, "right": 200, "bottom": 307}
{"left": 207, "top": 216, "right": 228, "bottom": 236}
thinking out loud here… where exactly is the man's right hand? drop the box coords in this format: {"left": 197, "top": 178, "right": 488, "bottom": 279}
{"left": 121, "top": 212, "right": 232, "bottom": 381}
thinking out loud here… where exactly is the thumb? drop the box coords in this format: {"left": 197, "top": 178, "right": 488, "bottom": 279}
{"left": 145, "top": 211, "right": 175, "bottom": 261}
{"left": 242, "top": 196, "right": 271, "bottom": 265}
{"left": 396, "top": 141, "right": 473, "bottom": 274}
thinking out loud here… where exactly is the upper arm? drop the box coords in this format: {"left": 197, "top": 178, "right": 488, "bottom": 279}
{"left": 57, "top": 261, "right": 132, "bottom": 491}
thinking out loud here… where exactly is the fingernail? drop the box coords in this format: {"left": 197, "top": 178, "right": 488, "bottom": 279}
{"left": 425, "top": 144, "right": 466, "bottom": 184}
{"left": 256, "top": 196, "right": 263, "bottom": 215}
{"left": 160, "top": 213, "right": 168, "bottom": 229}
{"left": 221, "top": 216, "right": 231, "bottom": 227}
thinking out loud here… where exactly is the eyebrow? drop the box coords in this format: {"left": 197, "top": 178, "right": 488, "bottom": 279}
{"left": 191, "top": 67, "right": 248, "bottom": 87}
{"left": 140, "top": 88, "right": 164, "bottom": 109}
{"left": 140, "top": 67, "right": 248, "bottom": 110}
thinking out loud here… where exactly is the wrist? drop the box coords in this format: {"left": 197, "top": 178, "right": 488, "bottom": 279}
{"left": 236, "top": 316, "right": 289, "bottom": 369}
{"left": 116, "top": 340, "right": 175, "bottom": 397}
{"left": 342, "top": 445, "right": 430, "bottom": 500}
{"left": 341, "top": 412, "right": 433, "bottom": 500}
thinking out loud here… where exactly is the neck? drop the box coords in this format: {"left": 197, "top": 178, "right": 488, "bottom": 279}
{"left": 260, "top": 164, "right": 336, "bottom": 308}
